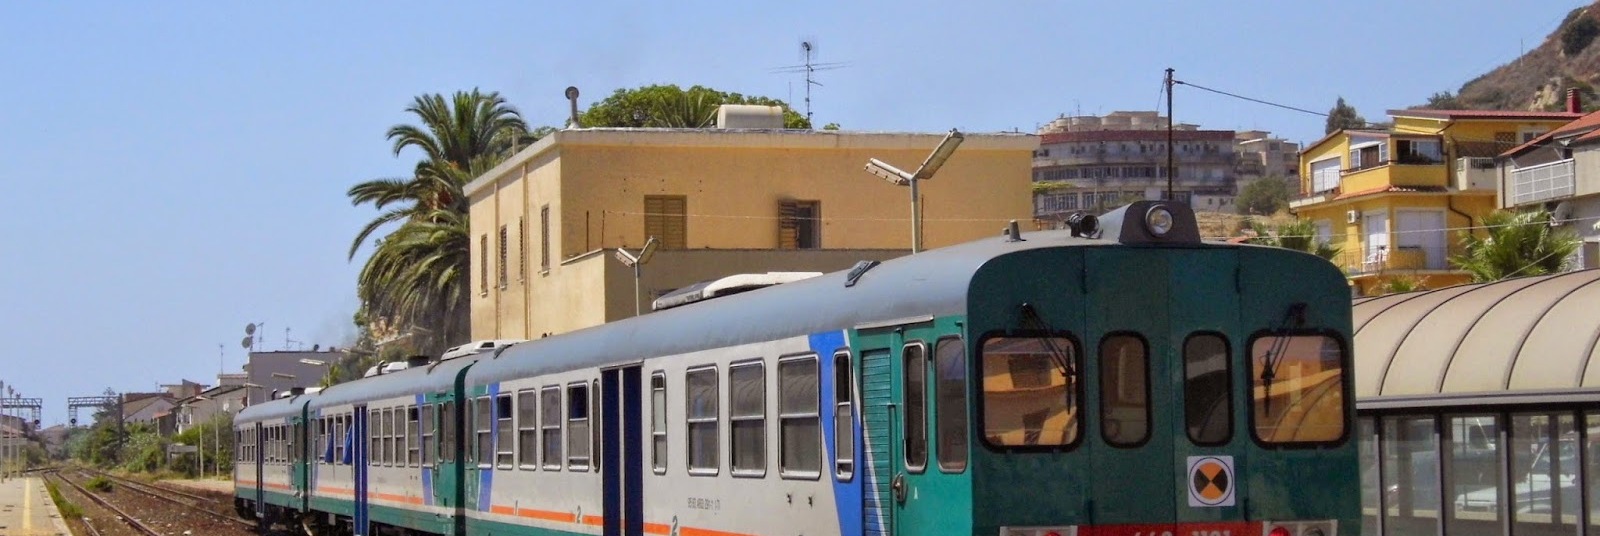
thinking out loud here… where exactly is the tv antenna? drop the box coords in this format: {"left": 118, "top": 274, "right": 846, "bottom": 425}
{"left": 770, "top": 38, "right": 849, "bottom": 125}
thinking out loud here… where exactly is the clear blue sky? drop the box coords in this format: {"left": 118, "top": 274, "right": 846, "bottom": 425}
{"left": 0, "top": 1, "right": 1582, "bottom": 424}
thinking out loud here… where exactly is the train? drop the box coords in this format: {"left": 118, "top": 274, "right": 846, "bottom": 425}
{"left": 234, "top": 200, "right": 1359, "bottom": 536}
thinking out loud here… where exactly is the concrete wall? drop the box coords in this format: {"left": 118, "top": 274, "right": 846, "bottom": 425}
{"left": 244, "top": 351, "right": 343, "bottom": 405}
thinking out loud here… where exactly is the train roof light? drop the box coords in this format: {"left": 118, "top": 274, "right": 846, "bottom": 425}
{"left": 1093, "top": 200, "right": 1200, "bottom": 245}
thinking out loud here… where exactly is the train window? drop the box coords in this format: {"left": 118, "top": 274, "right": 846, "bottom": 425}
{"left": 833, "top": 351, "right": 854, "bottom": 481}
{"left": 980, "top": 336, "right": 1080, "bottom": 447}
{"left": 496, "top": 394, "right": 514, "bottom": 469}
{"left": 592, "top": 379, "right": 602, "bottom": 473}
{"left": 904, "top": 342, "right": 928, "bottom": 472}
{"left": 778, "top": 355, "right": 821, "bottom": 478}
{"left": 730, "top": 360, "right": 766, "bottom": 477}
{"left": 651, "top": 372, "right": 667, "bottom": 474}
{"left": 935, "top": 337, "right": 969, "bottom": 472}
{"left": 517, "top": 389, "right": 538, "bottom": 469}
{"left": 1100, "top": 334, "right": 1150, "bottom": 447}
{"left": 540, "top": 387, "right": 562, "bottom": 470}
{"left": 475, "top": 397, "right": 492, "bottom": 467}
{"left": 334, "top": 417, "right": 345, "bottom": 465}
{"left": 390, "top": 408, "right": 402, "bottom": 466}
{"left": 292, "top": 422, "right": 302, "bottom": 465}
{"left": 686, "top": 366, "right": 720, "bottom": 475}
{"left": 375, "top": 409, "right": 386, "bottom": 466}
{"left": 567, "top": 383, "right": 591, "bottom": 471}
{"left": 440, "top": 402, "right": 455, "bottom": 463}
{"left": 1248, "top": 333, "right": 1347, "bottom": 444}
{"left": 408, "top": 406, "right": 420, "bottom": 467}
{"left": 1183, "top": 333, "right": 1233, "bottom": 445}
{"left": 421, "top": 404, "right": 436, "bottom": 467}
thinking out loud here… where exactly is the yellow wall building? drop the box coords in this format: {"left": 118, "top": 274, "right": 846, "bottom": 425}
{"left": 1292, "top": 108, "right": 1580, "bottom": 295}
{"left": 465, "top": 125, "right": 1038, "bottom": 340}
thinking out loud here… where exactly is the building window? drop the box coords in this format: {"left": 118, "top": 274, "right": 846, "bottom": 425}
{"left": 1397, "top": 139, "right": 1443, "bottom": 164}
{"left": 644, "top": 195, "right": 688, "bottom": 249}
{"left": 540, "top": 387, "right": 562, "bottom": 470}
{"left": 497, "top": 225, "right": 508, "bottom": 289}
{"left": 778, "top": 200, "right": 822, "bottom": 249}
{"left": 651, "top": 372, "right": 667, "bottom": 473}
{"left": 687, "top": 366, "right": 719, "bottom": 475}
{"left": 517, "top": 217, "right": 527, "bottom": 282}
{"left": 730, "top": 360, "right": 766, "bottom": 477}
{"left": 778, "top": 355, "right": 820, "bottom": 477}
{"left": 517, "top": 389, "right": 537, "bottom": 469}
{"left": 539, "top": 205, "right": 550, "bottom": 272}
{"left": 479, "top": 234, "right": 489, "bottom": 295}
{"left": 496, "top": 394, "right": 513, "bottom": 468}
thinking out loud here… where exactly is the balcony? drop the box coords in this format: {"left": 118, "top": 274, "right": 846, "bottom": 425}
{"left": 1454, "top": 157, "right": 1498, "bottom": 191}
{"left": 1508, "top": 158, "right": 1575, "bottom": 206}
{"left": 1333, "top": 245, "right": 1457, "bottom": 276}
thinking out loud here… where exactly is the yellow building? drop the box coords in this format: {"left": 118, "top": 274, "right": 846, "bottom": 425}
{"left": 464, "top": 120, "right": 1038, "bottom": 340}
{"left": 1292, "top": 108, "right": 1581, "bottom": 295}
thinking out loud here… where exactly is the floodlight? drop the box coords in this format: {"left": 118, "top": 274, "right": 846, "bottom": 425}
{"left": 911, "top": 129, "right": 965, "bottom": 181}
{"left": 637, "top": 236, "right": 660, "bottom": 265}
{"left": 866, "top": 158, "right": 911, "bottom": 185}
{"left": 298, "top": 358, "right": 326, "bottom": 366}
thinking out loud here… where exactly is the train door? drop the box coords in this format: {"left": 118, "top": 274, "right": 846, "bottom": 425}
{"left": 291, "top": 414, "right": 308, "bottom": 512}
{"left": 601, "top": 365, "right": 644, "bottom": 536}
{"left": 353, "top": 405, "right": 370, "bottom": 536}
{"left": 254, "top": 422, "right": 265, "bottom": 520}
{"left": 430, "top": 391, "right": 466, "bottom": 535}
{"left": 860, "top": 347, "right": 898, "bottom": 535}
{"left": 1169, "top": 249, "right": 1246, "bottom": 531}
{"left": 1083, "top": 248, "right": 1176, "bottom": 533}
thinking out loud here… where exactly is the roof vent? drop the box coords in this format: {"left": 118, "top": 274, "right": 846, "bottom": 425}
{"left": 653, "top": 272, "right": 822, "bottom": 310}
{"left": 716, "top": 105, "right": 785, "bottom": 129}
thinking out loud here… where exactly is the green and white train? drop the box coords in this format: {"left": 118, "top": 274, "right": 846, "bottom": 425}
{"left": 235, "top": 201, "right": 1358, "bottom": 536}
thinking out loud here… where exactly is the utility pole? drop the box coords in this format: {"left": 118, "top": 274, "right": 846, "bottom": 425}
{"left": 1165, "top": 67, "right": 1176, "bottom": 201}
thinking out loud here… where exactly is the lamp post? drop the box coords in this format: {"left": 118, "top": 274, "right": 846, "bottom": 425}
{"left": 613, "top": 236, "right": 660, "bottom": 316}
{"left": 863, "top": 129, "right": 965, "bottom": 253}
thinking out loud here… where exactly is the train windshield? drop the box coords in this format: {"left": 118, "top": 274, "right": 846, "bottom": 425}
{"left": 1249, "top": 333, "right": 1347, "bottom": 444}
{"left": 980, "top": 336, "right": 1079, "bottom": 447}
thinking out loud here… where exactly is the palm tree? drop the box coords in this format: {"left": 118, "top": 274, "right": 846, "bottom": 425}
{"left": 1451, "top": 209, "right": 1580, "bottom": 282}
{"left": 1247, "top": 219, "right": 1341, "bottom": 261}
{"left": 347, "top": 90, "right": 531, "bottom": 357}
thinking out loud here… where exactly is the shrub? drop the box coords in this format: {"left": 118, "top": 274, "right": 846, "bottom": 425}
{"left": 44, "top": 480, "right": 83, "bottom": 520}
{"left": 1562, "top": 14, "right": 1599, "bottom": 56}
{"left": 84, "top": 475, "right": 114, "bottom": 493}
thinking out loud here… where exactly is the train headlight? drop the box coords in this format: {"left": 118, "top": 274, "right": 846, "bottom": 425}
{"left": 1144, "top": 205, "right": 1175, "bottom": 237}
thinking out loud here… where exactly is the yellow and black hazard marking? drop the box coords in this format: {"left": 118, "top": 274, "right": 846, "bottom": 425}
{"left": 1186, "top": 456, "right": 1235, "bottom": 507}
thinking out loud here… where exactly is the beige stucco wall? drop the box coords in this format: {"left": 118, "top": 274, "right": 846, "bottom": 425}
{"left": 466, "top": 128, "right": 1036, "bottom": 340}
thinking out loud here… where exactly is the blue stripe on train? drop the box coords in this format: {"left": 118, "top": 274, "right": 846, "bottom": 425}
{"left": 478, "top": 382, "right": 498, "bottom": 511}
{"left": 810, "top": 330, "right": 862, "bottom": 536}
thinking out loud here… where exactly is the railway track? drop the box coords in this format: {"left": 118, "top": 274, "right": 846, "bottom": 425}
{"left": 75, "top": 469, "right": 253, "bottom": 529}
{"left": 44, "top": 471, "right": 164, "bottom": 536}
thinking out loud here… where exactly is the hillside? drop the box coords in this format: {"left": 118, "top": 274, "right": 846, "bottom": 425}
{"left": 1432, "top": 2, "right": 1600, "bottom": 111}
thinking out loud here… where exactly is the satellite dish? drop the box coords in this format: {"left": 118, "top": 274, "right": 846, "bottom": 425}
{"left": 241, "top": 336, "right": 254, "bottom": 349}
{"left": 1552, "top": 201, "right": 1574, "bottom": 225}
{"left": 245, "top": 323, "right": 257, "bottom": 336}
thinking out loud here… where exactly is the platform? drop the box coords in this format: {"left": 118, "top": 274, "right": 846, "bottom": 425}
{"left": 0, "top": 477, "right": 69, "bottom": 536}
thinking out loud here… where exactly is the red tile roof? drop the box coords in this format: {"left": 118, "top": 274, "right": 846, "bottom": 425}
{"left": 1039, "top": 129, "right": 1234, "bottom": 145}
{"left": 1500, "top": 109, "right": 1600, "bottom": 157}
{"left": 1388, "top": 109, "right": 1583, "bottom": 121}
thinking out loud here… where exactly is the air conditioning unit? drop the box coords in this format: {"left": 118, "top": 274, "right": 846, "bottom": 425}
{"left": 1347, "top": 210, "right": 1360, "bottom": 224}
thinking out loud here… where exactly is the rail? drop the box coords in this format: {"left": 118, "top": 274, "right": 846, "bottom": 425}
{"left": 80, "top": 468, "right": 251, "bottom": 528}
{"left": 45, "top": 471, "right": 163, "bottom": 536}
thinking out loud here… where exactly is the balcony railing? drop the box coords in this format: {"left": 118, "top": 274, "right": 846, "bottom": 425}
{"left": 1332, "top": 245, "right": 1455, "bottom": 276}
{"left": 1509, "top": 159, "right": 1576, "bottom": 206}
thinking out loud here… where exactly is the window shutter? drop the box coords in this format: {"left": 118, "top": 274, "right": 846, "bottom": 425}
{"left": 777, "top": 199, "right": 798, "bottom": 249}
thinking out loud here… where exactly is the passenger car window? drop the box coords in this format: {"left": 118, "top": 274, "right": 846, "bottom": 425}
{"left": 981, "top": 336, "right": 1079, "bottom": 447}
{"left": 934, "top": 337, "right": 969, "bottom": 472}
{"left": 1249, "top": 333, "right": 1347, "bottom": 444}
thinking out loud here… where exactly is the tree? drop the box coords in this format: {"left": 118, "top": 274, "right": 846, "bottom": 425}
{"left": 1236, "top": 177, "right": 1290, "bottom": 216}
{"left": 579, "top": 84, "right": 811, "bottom": 129}
{"left": 1425, "top": 91, "right": 1463, "bottom": 110}
{"left": 347, "top": 90, "right": 531, "bottom": 357}
{"left": 1325, "top": 97, "right": 1367, "bottom": 134}
{"left": 1246, "top": 219, "right": 1340, "bottom": 261}
{"left": 1451, "top": 209, "right": 1580, "bottom": 282}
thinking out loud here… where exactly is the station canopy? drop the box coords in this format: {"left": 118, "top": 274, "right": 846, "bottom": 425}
{"left": 1352, "top": 268, "right": 1600, "bottom": 409}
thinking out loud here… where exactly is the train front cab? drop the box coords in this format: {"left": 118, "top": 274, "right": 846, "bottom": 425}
{"left": 852, "top": 202, "right": 1359, "bottom": 536}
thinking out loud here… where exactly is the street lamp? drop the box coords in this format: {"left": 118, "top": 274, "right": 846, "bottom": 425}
{"left": 863, "top": 128, "right": 965, "bottom": 253}
{"left": 613, "top": 236, "right": 660, "bottom": 316}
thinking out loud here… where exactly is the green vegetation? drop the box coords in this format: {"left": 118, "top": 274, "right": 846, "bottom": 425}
{"left": 1424, "top": 91, "right": 1463, "bottom": 110}
{"left": 1235, "top": 177, "right": 1289, "bottom": 216}
{"left": 1325, "top": 96, "right": 1367, "bottom": 134}
{"left": 1246, "top": 219, "right": 1341, "bottom": 261}
{"left": 1562, "top": 12, "right": 1600, "bottom": 56}
{"left": 1376, "top": 274, "right": 1428, "bottom": 295}
{"left": 84, "top": 475, "right": 113, "bottom": 493}
{"left": 1451, "top": 209, "right": 1580, "bottom": 282}
{"left": 578, "top": 84, "right": 810, "bottom": 129}
{"left": 44, "top": 480, "right": 82, "bottom": 520}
